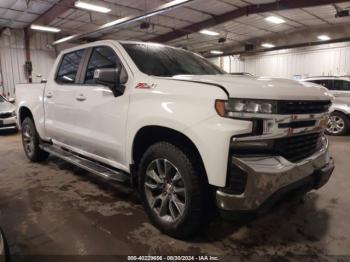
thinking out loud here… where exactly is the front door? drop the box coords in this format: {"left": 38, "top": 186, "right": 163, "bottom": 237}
{"left": 72, "top": 45, "right": 129, "bottom": 170}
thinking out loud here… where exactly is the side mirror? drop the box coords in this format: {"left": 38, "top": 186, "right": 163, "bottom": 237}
{"left": 8, "top": 98, "right": 15, "bottom": 104}
{"left": 93, "top": 67, "right": 126, "bottom": 96}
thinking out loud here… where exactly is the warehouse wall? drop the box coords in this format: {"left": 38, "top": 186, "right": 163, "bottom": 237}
{"left": 222, "top": 41, "right": 350, "bottom": 79}
{"left": 0, "top": 29, "right": 56, "bottom": 98}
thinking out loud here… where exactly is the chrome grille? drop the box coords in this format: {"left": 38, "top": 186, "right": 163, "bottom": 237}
{"left": 277, "top": 100, "right": 331, "bottom": 114}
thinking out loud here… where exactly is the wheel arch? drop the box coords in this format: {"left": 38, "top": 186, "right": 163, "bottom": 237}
{"left": 332, "top": 109, "right": 350, "bottom": 117}
{"left": 131, "top": 125, "right": 207, "bottom": 181}
{"left": 18, "top": 106, "right": 34, "bottom": 128}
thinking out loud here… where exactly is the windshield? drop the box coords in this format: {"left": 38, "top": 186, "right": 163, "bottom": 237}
{"left": 122, "top": 43, "right": 225, "bottom": 77}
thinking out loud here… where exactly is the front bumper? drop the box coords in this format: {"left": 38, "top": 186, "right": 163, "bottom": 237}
{"left": 0, "top": 116, "right": 17, "bottom": 130}
{"left": 216, "top": 136, "right": 334, "bottom": 212}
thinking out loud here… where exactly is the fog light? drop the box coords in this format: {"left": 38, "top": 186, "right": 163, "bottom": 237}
{"left": 221, "top": 163, "right": 248, "bottom": 195}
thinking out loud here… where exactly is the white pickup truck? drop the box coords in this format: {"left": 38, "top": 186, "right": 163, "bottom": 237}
{"left": 16, "top": 40, "right": 334, "bottom": 238}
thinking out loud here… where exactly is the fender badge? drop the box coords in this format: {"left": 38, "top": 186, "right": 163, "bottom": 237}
{"left": 135, "top": 83, "right": 156, "bottom": 89}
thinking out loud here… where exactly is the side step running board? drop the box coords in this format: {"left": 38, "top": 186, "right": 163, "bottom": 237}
{"left": 40, "top": 144, "right": 130, "bottom": 185}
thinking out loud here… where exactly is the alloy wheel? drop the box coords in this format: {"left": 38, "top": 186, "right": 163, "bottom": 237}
{"left": 22, "top": 125, "right": 35, "bottom": 156}
{"left": 144, "top": 158, "right": 186, "bottom": 223}
{"left": 327, "top": 115, "right": 345, "bottom": 134}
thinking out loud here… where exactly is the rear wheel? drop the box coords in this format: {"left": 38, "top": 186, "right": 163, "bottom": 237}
{"left": 138, "top": 142, "right": 207, "bottom": 239}
{"left": 21, "top": 117, "right": 49, "bottom": 162}
{"left": 326, "top": 112, "right": 350, "bottom": 136}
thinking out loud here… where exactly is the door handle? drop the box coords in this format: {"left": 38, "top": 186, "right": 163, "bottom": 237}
{"left": 46, "top": 92, "right": 53, "bottom": 98}
{"left": 76, "top": 94, "right": 86, "bottom": 101}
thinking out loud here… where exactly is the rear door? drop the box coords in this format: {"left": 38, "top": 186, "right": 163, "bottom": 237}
{"left": 70, "top": 45, "right": 130, "bottom": 169}
{"left": 44, "top": 48, "right": 86, "bottom": 145}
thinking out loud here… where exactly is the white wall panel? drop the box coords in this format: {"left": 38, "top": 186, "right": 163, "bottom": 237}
{"left": 0, "top": 29, "right": 56, "bottom": 97}
{"left": 222, "top": 41, "right": 350, "bottom": 79}
{"left": 208, "top": 57, "right": 220, "bottom": 67}
{"left": 222, "top": 55, "right": 245, "bottom": 73}
{"left": 0, "top": 47, "right": 27, "bottom": 97}
{"left": 31, "top": 49, "right": 56, "bottom": 83}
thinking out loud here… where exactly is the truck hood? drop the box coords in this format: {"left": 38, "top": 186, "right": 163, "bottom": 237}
{"left": 0, "top": 101, "right": 15, "bottom": 113}
{"left": 171, "top": 75, "right": 333, "bottom": 101}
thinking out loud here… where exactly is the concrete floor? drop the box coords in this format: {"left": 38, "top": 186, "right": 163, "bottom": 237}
{"left": 0, "top": 131, "right": 350, "bottom": 261}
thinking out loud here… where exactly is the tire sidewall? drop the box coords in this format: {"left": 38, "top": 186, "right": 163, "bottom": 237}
{"left": 138, "top": 142, "right": 203, "bottom": 238}
{"left": 21, "top": 118, "right": 40, "bottom": 161}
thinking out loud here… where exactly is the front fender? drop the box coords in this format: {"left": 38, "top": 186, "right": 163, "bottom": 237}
{"left": 183, "top": 116, "right": 252, "bottom": 187}
{"left": 125, "top": 81, "right": 227, "bottom": 174}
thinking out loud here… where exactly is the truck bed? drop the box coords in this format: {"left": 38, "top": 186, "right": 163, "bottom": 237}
{"left": 15, "top": 83, "right": 46, "bottom": 133}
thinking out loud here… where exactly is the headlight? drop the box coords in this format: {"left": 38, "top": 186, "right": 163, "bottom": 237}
{"left": 215, "top": 99, "right": 277, "bottom": 117}
{"left": 11, "top": 110, "right": 16, "bottom": 117}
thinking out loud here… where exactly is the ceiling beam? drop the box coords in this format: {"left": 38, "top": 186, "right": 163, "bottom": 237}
{"left": 29, "top": 0, "right": 75, "bottom": 27}
{"left": 150, "top": 0, "right": 350, "bottom": 43}
{"left": 52, "top": 0, "right": 195, "bottom": 45}
{"left": 206, "top": 36, "right": 350, "bottom": 58}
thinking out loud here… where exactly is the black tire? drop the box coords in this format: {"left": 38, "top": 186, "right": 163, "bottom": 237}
{"left": 325, "top": 111, "right": 350, "bottom": 136}
{"left": 21, "top": 117, "right": 49, "bottom": 162}
{"left": 138, "top": 142, "right": 207, "bottom": 239}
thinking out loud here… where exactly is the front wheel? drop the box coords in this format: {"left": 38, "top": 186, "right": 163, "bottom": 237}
{"left": 21, "top": 117, "right": 49, "bottom": 162}
{"left": 326, "top": 112, "right": 350, "bottom": 136}
{"left": 138, "top": 142, "right": 207, "bottom": 239}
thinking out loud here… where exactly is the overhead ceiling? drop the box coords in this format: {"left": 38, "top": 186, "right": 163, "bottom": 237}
{"left": 1, "top": 0, "right": 350, "bottom": 55}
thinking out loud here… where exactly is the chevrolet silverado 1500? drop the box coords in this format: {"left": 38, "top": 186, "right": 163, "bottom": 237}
{"left": 16, "top": 40, "right": 334, "bottom": 238}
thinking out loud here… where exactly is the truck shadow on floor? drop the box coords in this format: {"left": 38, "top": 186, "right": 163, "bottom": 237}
{"left": 196, "top": 192, "right": 330, "bottom": 243}
{"left": 45, "top": 155, "right": 331, "bottom": 249}
{"left": 0, "top": 129, "right": 18, "bottom": 136}
{"left": 46, "top": 155, "right": 140, "bottom": 204}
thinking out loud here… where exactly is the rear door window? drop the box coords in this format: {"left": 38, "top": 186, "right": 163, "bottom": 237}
{"left": 56, "top": 49, "right": 85, "bottom": 84}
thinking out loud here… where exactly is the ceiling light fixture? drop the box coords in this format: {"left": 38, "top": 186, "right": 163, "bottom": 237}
{"left": 261, "top": 43, "right": 275, "bottom": 48}
{"left": 100, "top": 17, "right": 131, "bottom": 29}
{"left": 53, "top": 0, "right": 193, "bottom": 45}
{"left": 318, "top": 35, "right": 331, "bottom": 41}
{"left": 53, "top": 35, "right": 77, "bottom": 44}
{"left": 74, "top": 1, "right": 111, "bottom": 13}
{"left": 200, "top": 29, "right": 220, "bottom": 36}
{"left": 30, "top": 24, "right": 61, "bottom": 33}
{"left": 265, "top": 16, "right": 285, "bottom": 24}
{"left": 210, "top": 50, "right": 223, "bottom": 54}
